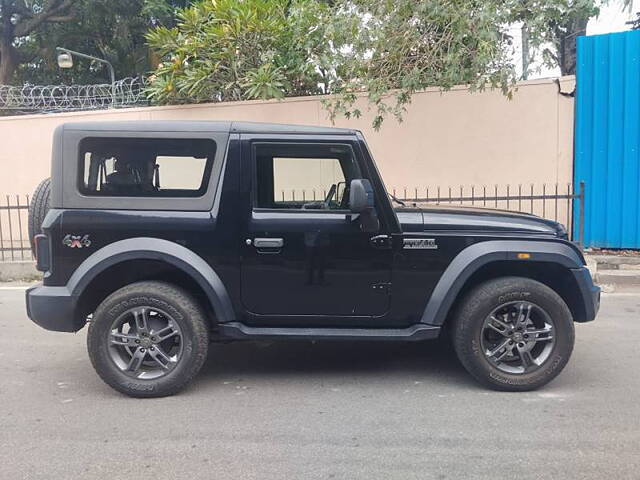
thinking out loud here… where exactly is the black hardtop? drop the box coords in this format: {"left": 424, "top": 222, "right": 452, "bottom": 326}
{"left": 60, "top": 120, "right": 358, "bottom": 135}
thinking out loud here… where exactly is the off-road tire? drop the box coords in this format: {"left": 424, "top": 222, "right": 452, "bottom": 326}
{"left": 87, "top": 281, "right": 209, "bottom": 398}
{"left": 453, "top": 277, "right": 574, "bottom": 391}
{"left": 28, "top": 177, "right": 51, "bottom": 254}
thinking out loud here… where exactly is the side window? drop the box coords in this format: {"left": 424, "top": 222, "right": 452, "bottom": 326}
{"left": 79, "top": 137, "right": 215, "bottom": 197}
{"left": 254, "top": 143, "right": 360, "bottom": 210}
{"left": 154, "top": 156, "right": 208, "bottom": 190}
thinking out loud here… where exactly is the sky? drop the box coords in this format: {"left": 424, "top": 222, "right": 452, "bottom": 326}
{"left": 516, "top": 0, "right": 639, "bottom": 79}
{"left": 588, "top": 0, "right": 639, "bottom": 34}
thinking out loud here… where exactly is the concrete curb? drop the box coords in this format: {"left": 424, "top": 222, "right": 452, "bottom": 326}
{"left": 586, "top": 253, "right": 640, "bottom": 294}
{"left": 0, "top": 261, "right": 41, "bottom": 282}
{"left": 589, "top": 254, "right": 640, "bottom": 270}
{"left": 585, "top": 256, "right": 598, "bottom": 279}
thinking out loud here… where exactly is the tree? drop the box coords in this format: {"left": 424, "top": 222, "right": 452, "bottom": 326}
{"left": 0, "top": 0, "right": 75, "bottom": 84}
{"left": 145, "top": 0, "right": 337, "bottom": 103}
{"left": 510, "top": 0, "right": 600, "bottom": 77}
{"left": 146, "top": 0, "right": 618, "bottom": 128}
{"left": 548, "top": 9, "right": 594, "bottom": 75}
{"left": 325, "top": 0, "right": 517, "bottom": 129}
{"left": 146, "top": 0, "right": 518, "bottom": 128}
{"left": 1, "top": 0, "right": 190, "bottom": 86}
{"left": 13, "top": 0, "right": 192, "bottom": 86}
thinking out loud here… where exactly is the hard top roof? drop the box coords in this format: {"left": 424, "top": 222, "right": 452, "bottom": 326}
{"left": 61, "top": 120, "right": 357, "bottom": 135}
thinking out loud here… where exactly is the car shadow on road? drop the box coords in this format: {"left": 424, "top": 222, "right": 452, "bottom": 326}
{"left": 197, "top": 337, "right": 475, "bottom": 387}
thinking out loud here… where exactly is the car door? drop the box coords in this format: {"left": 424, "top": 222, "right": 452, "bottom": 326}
{"left": 239, "top": 135, "right": 392, "bottom": 325}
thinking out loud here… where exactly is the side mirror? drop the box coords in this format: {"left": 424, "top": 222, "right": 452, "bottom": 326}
{"left": 349, "top": 179, "right": 379, "bottom": 232}
{"left": 349, "top": 179, "right": 374, "bottom": 213}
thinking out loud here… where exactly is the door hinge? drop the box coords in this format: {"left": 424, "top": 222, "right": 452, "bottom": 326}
{"left": 370, "top": 234, "right": 392, "bottom": 249}
{"left": 372, "top": 282, "right": 391, "bottom": 293}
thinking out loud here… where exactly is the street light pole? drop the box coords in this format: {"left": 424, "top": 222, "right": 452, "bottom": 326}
{"left": 56, "top": 47, "right": 116, "bottom": 106}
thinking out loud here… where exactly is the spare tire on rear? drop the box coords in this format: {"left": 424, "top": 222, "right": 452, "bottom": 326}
{"left": 28, "top": 178, "right": 51, "bottom": 254}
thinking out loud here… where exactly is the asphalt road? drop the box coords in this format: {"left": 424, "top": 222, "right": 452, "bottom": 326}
{"left": 1, "top": 285, "right": 639, "bottom": 480}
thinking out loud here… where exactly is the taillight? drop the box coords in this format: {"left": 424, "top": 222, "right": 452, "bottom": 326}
{"left": 33, "top": 234, "right": 50, "bottom": 272}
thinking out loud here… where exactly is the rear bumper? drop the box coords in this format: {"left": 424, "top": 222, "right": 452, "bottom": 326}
{"left": 25, "top": 284, "right": 79, "bottom": 332}
{"left": 572, "top": 267, "right": 600, "bottom": 323}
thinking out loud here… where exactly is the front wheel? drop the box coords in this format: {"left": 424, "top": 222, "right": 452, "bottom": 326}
{"left": 453, "top": 277, "right": 575, "bottom": 391}
{"left": 87, "top": 281, "right": 209, "bottom": 397}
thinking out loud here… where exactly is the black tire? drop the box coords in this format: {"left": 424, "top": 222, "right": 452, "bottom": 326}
{"left": 87, "top": 281, "right": 209, "bottom": 398}
{"left": 28, "top": 178, "right": 51, "bottom": 254}
{"left": 453, "top": 277, "right": 574, "bottom": 392}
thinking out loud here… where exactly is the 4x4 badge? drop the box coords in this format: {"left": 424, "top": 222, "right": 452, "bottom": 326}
{"left": 403, "top": 238, "right": 437, "bottom": 250}
{"left": 63, "top": 234, "right": 91, "bottom": 249}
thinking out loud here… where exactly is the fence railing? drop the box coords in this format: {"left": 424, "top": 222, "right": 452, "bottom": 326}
{"left": 394, "top": 181, "right": 585, "bottom": 246}
{"left": 277, "top": 182, "right": 585, "bottom": 245}
{"left": 0, "top": 195, "right": 32, "bottom": 262}
{"left": 0, "top": 182, "right": 585, "bottom": 262}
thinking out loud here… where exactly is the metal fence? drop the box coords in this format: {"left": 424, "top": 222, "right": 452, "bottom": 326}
{"left": 0, "top": 183, "right": 585, "bottom": 262}
{"left": 393, "top": 182, "right": 585, "bottom": 245}
{"left": 0, "top": 195, "right": 32, "bottom": 262}
{"left": 279, "top": 182, "right": 586, "bottom": 245}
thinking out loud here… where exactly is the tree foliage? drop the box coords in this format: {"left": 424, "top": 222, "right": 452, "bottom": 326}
{"left": 509, "top": 0, "right": 600, "bottom": 76}
{"left": 146, "top": 0, "right": 520, "bottom": 127}
{"left": 0, "top": 0, "right": 75, "bottom": 84}
{"left": 145, "top": 0, "right": 337, "bottom": 103}
{"left": 2, "top": 0, "right": 612, "bottom": 128}
{"left": 325, "top": 0, "right": 517, "bottom": 129}
{"left": 1, "top": 0, "right": 189, "bottom": 85}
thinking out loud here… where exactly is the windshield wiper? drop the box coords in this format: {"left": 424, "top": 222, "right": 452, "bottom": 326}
{"left": 387, "top": 191, "right": 406, "bottom": 207}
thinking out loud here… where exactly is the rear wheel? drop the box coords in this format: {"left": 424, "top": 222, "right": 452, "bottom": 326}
{"left": 453, "top": 277, "right": 574, "bottom": 391}
{"left": 87, "top": 281, "right": 209, "bottom": 397}
{"left": 28, "top": 178, "right": 51, "bottom": 254}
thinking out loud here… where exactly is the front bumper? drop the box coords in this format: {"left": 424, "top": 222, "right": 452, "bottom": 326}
{"left": 25, "top": 284, "right": 80, "bottom": 332}
{"left": 572, "top": 267, "right": 600, "bottom": 323}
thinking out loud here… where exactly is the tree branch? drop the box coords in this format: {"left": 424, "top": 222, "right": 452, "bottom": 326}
{"left": 14, "top": 0, "right": 76, "bottom": 37}
{"left": 16, "top": 43, "right": 44, "bottom": 64}
{"left": 17, "top": 1, "right": 36, "bottom": 17}
{"left": 46, "top": 15, "right": 75, "bottom": 22}
{"left": 0, "top": 0, "right": 13, "bottom": 37}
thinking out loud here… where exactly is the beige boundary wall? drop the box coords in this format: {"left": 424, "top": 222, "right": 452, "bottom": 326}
{"left": 0, "top": 76, "right": 575, "bottom": 199}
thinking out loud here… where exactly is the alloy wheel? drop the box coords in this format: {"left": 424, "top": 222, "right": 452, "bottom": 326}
{"left": 107, "top": 306, "right": 183, "bottom": 380}
{"left": 480, "top": 301, "right": 556, "bottom": 374}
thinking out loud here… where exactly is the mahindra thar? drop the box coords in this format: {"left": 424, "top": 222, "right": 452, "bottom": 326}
{"left": 25, "top": 121, "right": 600, "bottom": 397}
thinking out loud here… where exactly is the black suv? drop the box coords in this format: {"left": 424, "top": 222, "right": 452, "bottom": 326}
{"left": 26, "top": 121, "right": 599, "bottom": 397}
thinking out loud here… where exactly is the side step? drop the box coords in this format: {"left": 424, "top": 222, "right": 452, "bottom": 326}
{"left": 218, "top": 322, "right": 440, "bottom": 342}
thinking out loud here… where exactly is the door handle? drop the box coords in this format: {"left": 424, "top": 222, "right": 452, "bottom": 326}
{"left": 253, "top": 238, "right": 284, "bottom": 248}
{"left": 370, "top": 234, "right": 392, "bottom": 249}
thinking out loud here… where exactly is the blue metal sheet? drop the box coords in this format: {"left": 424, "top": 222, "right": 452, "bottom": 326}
{"left": 575, "top": 30, "right": 640, "bottom": 248}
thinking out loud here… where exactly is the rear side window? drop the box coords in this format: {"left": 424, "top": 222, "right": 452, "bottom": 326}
{"left": 79, "top": 137, "right": 216, "bottom": 197}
